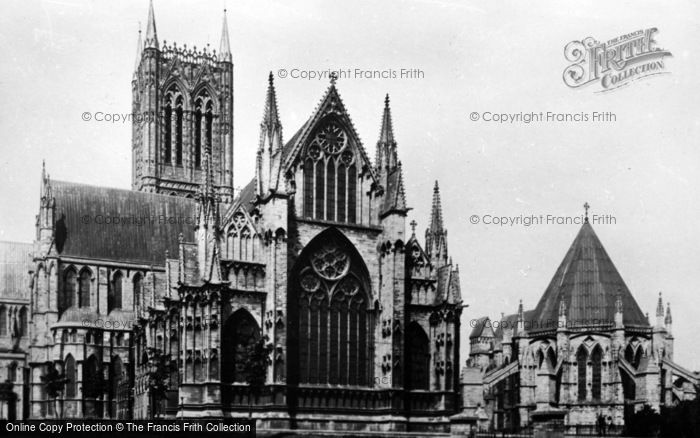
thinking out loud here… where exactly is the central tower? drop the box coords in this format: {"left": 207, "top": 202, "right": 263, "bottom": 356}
{"left": 131, "top": 1, "right": 234, "bottom": 201}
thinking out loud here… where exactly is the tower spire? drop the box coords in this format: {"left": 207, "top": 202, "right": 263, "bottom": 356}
{"left": 144, "top": 0, "right": 158, "bottom": 49}
{"left": 134, "top": 24, "right": 143, "bottom": 73}
{"left": 256, "top": 73, "right": 284, "bottom": 196}
{"left": 219, "top": 8, "right": 232, "bottom": 62}
{"left": 430, "top": 180, "right": 444, "bottom": 234}
{"left": 376, "top": 94, "right": 397, "bottom": 171}
{"left": 262, "top": 72, "right": 281, "bottom": 133}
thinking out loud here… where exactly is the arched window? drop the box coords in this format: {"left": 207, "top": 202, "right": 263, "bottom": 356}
{"left": 293, "top": 229, "right": 372, "bottom": 386}
{"left": 7, "top": 362, "right": 17, "bottom": 382}
{"left": 347, "top": 164, "right": 357, "bottom": 223}
{"left": 591, "top": 345, "right": 602, "bottom": 400}
{"left": 205, "top": 101, "right": 213, "bottom": 154}
{"left": 109, "top": 271, "right": 123, "bottom": 312}
{"left": 61, "top": 268, "right": 77, "bottom": 313}
{"left": 303, "top": 159, "right": 314, "bottom": 218}
{"left": 19, "top": 307, "right": 27, "bottom": 337}
{"left": 576, "top": 346, "right": 588, "bottom": 401}
{"left": 83, "top": 355, "right": 100, "bottom": 399}
{"left": 0, "top": 306, "right": 6, "bottom": 336}
{"left": 65, "top": 355, "right": 76, "bottom": 398}
{"left": 407, "top": 322, "right": 430, "bottom": 390}
{"left": 133, "top": 274, "right": 142, "bottom": 311}
{"left": 175, "top": 96, "right": 183, "bottom": 165}
{"left": 221, "top": 310, "right": 260, "bottom": 383}
{"left": 302, "top": 121, "right": 359, "bottom": 225}
{"left": 326, "top": 160, "right": 336, "bottom": 221}
{"left": 547, "top": 348, "right": 557, "bottom": 370}
{"left": 194, "top": 102, "right": 203, "bottom": 168}
{"left": 79, "top": 269, "right": 91, "bottom": 308}
{"left": 164, "top": 97, "right": 172, "bottom": 164}
{"left": 314, "top": 159, "right": 325, "bottom": 218}
{"left": 633, "top": 347, "right": 643, "bottom": 369}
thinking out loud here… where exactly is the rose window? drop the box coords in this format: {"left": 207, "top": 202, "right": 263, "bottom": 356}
{"left": 310, "top": 246, "right": 350, "bottom": 280}
{"left": 315, "top": 123, "right": 347, "bottom": 154}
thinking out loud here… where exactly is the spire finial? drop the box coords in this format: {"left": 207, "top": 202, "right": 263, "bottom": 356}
{"left": 219, "top": 7, "right": 232, "bottom": 62}
{"left": 429, "top": 180, "right": 444, "bottom": 233}
{"left": 262, "top": 71, "right": 281, "bottom": 131}
{"left": 656, "top": 291, "right": 664, "bottom": 317}
{"left": 583, "top": 202, "right": 590, "bottom": 222}
{"left": 330, "top": 71, "right": 338, "bottom": 86}
{"left": 410, "top": 220, "right": 417, "bottom": 235}
{"left": 144, "top": 0, "right": 158, "bottom": 49}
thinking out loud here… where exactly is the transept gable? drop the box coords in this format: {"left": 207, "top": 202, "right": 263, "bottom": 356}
{"left": 281, "top": 85, "right": 377, "bottom": 185}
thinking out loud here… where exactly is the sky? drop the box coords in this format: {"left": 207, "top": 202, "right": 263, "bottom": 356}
{"left": 0, "top": 0, "right": 699, "bottom": 370}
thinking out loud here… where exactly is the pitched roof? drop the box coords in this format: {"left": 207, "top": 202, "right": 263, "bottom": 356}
{"left": 0, "top": 241, "right": 32, "bottom": 300}
{"left": 51, "top": 180, "right": 195, "bottom": 265}
{"left": 469, "top": 316, "right": 494, "bottom": 339}
{"left": 529, "top": 221, "right": 648, "bottom": 333}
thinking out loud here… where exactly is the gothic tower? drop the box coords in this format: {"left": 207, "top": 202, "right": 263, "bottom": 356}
{"left": 132, "top": 1, "right": 235, "bottom": 201}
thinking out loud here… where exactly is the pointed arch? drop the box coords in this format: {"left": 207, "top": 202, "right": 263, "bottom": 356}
{"left": 591, "top": 344, "right": 603, "bottom": 400}
{"left": 576, "top": 346, "right": 588, "bottom": 401}
{"left": 633, "top": 346, "right": 643, "bottom": 369}
{"left": 221, "top": 309, "right": 260, "bottom": 383}
{"left": 83, "top": 355, "right": 100, "bottom": 399}
{"left": 109, "top": 271, "right": 123, "bottom": 312}
{"left": 407, "top": 322, "right": 430, "bottom": 390}
{"left": 65, "top": 354, "right": 77, "bottom": 399}
{"left": 546, "top": 347, "right": 557, "bottom": 370}
{"left": 18, "top": 306, "right": 27, "bottom": 337}
{"left": 61, "top": 266, "right": 77, "bottom": 314}
{"left": 132, "top": 273, "right": 143, "bottom": 311}
{"left": 290, "top": 228, "right": 373, "bottom": 386}
{"left": 78, "top": 267, "right": 92, "bottom": 308}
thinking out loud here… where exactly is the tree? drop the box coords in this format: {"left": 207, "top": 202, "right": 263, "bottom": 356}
{"left": 243, "top": 335, "right": 273, "bottom": 419}
{"left": 146, "top": 348, "right": 170, "bottom": 419}
{"left": 40, "top": 362, "right": 69, "bottom": 419}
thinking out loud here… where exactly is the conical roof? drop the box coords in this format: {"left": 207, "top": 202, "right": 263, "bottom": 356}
{"left": 528, "top": 221, "right": 648, "bottom": 333}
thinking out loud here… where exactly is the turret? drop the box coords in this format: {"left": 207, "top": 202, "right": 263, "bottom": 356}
{"left": 665, "top": 301, "right": 672, "bottom": 334}
{"left": 256, "top": 73, "right": 283, "bottom": 196}
{"left": 425, "top": 181, "right": 448, "bottom": 269}
{"left": 655, "top": 292, "right": 665, "bottom": 329}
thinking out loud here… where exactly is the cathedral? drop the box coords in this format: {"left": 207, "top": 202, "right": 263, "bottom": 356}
{"left": 462, "top": 215, "right": 699, "bottom": 434}
{"left": 0, "top": 2, "right": 464, "bottom": 433}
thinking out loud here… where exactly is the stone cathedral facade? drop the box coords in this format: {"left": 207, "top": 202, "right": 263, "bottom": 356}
{"left": 0, "top": 3, "right": 464, "bottom": 433}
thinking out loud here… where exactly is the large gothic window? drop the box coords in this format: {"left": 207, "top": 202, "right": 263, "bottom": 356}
{"left": 407, "top": 322, "right": 430, "bottom": 390}
{"left": 79, "top": 268, "right": 91, "bottom": 308}
{"left": 576, "top": 346, "right": 588, "bottom": 401}
{"left": 293, "top": 230, "right": 372, "bottom": 386}
{"left": 302, "top": 121, "right": 358, "bottom": 224}
{"left": 222, "top": 310, "right": 260, "bottom": 383}
{"left": 61, "top": 268, "right": 77, "bottom": 313}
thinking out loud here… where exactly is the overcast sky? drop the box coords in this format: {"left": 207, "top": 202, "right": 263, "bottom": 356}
{"left": 1, "top": 0, "right": 699, "bottom": 370}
